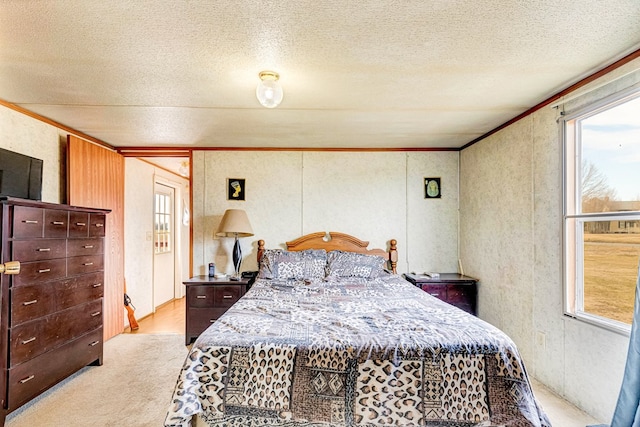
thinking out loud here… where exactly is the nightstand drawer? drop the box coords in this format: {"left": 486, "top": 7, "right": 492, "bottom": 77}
{"left": 188, "top": 287, "right": 216, "bottom": 308}
{"left": 420, "top": 284, "right": 446, "bottom": 299}
{"left": 214, "top": 286, "right": 242, "bottom": 307}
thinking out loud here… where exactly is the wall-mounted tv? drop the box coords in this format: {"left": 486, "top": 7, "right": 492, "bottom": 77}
{"left": 0, "top": 147, "right": 43, "bottom": 201}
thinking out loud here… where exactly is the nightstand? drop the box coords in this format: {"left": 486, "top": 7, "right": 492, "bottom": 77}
{"left": 183, "top": 275, "right": 250, "bottom": 345}
{"left": 404, "top": 273, "right": 478, "bottom": 315}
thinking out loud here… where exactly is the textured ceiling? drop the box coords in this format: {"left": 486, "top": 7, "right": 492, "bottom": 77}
{"left": 1, "top": 1, "right": 640, "bottom": 150}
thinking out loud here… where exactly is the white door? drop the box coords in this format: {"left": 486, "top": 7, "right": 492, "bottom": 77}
{"left": 153, "top": 183, "right": 176, "bottom": 309}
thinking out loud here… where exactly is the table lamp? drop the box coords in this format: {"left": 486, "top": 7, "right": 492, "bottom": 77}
{"left": 216, "top": 209, "right": 254, "bottom": 279}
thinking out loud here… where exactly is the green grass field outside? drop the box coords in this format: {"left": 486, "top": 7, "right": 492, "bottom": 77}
{"left": 584, "top": 233, "right": 640, "bottom": 325}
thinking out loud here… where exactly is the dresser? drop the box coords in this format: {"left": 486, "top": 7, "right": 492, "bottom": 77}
{"left": 183, "top": 276, "right": 251, "bottom": 345}
{"left": 0, "top": 197, "right": 109, "bottom": 425}
{"left": 404, "top": 273, "right": 478, "bottom": 315}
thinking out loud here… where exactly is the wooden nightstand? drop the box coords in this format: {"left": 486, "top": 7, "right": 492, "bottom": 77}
{"left": 404, "top": 273, "right": 478, "bottom": 315}
{"left": 183, "top": 275, "right": 250, "bottom": 345}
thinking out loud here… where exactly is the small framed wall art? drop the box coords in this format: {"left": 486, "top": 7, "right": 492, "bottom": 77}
{"left": 227, "top": 178, "right": 246, "bottom": 201}
{"left": 424, "top": 177, "right": 441, "bottom": 199}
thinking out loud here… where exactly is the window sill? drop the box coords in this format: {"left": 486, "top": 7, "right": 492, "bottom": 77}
{"left": 564, "top": 312, "right": 631, "bottom": 336}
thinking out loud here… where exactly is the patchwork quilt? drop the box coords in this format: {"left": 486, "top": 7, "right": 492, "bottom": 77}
{"left": 165, "top": 274, "right": 551, "bottom": 426}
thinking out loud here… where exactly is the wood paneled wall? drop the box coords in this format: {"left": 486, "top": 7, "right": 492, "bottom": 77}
{"left": 67, "top": 135, "right": 125, "bottom": 340}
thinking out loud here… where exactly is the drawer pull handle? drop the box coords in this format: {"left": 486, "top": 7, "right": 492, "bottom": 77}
{"left": 38, "top": 268, "right": 51, "bottom": 273}
{"left": 92, "top": 283, "right": 102, "bottom": 288}
{"left": 83, "top": 245, "right": 94, "bottom": 249}
{"left": 23, "top": 220, "right": 38, "bottom": 224}
{"left": 210, "top": 319, "right": 215, "bottom": 323}
{"left": 37, "top": 248, "right": 51, "bottom": 252}
{"left": 196, "top": 295, "right": 206, "bottom": 299}
{"left": 83, "top": 262, "right": 94, "bottom": 266}
{"left": 76, "top": 222, "right": 86, "bottom": 226}
{"left": 21, "top": 337, "right": 36, "bottom": 345}
{"left": 52, "top": 221, "right": 65, "bottom": 225}
{"left": 19, "top": 375, "right": 35, "bottom": 384}
{"left": 223, "top": 295, "right": 233, "bottom": 299}
{"left": 89, "top": 340, "right": 100, "bottom": 347}
{"left": 91, "top": 311, "right": 101, "bottom": 317}
{"left": 429, "top": 293, "right": 439, "bottom": 296}
{"left": 22, "top": 299, "right": 38, "bottom": 306}
{"left": 95, "top": 223, "right": 104, "bottom": 228}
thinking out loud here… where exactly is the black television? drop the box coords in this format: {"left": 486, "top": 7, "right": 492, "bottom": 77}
{"left": 0, "top": 147, "right": 43, "bottom": 201}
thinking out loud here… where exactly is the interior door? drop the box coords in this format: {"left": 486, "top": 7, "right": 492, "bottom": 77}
{"left": 153, "top": 183, "right": 176, "bottom": 309}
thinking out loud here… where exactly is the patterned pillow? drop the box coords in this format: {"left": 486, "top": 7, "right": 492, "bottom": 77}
{"left": 325, "top": 250, "right": 387, "bottom": 279}
{"left": 258, "top": 249, "right": 327, "bottom": 280}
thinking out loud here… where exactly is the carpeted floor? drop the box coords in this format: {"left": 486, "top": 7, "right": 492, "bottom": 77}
{"left": 5, "top": 333, "right": 189, "bottom": 427}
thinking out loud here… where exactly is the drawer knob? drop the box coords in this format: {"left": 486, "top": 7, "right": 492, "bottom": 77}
{"left": 19, "top": 375, "right": 35, "bottom": 384}
{"left": 22, "top": 299, "right": 38, "bottom": 306}
{"left": 429, "top": 293, "right": 439, "bottom": 296}
{"left": 52, "top": 221, "right": 65, "bottom": 225}
{"left": 23, "top": 220, "right": 38, "bottom": 224}
{"left": 0, "top": 261, "right": 20, "bottom": 275}
{"left": 21, "top": 337, "right": 36, "bottom": 345}
{"left": 83, "top": 245, "right": 94, "bottom": 249}
{"left": 91, "top": 311, "right": 101, "bottom": 317}
{"left": 38, "top": 268, "right": 51, "bottom": 273}
{"left": 37, "top": 248, "right": 51, "bottom": 252}
{"left": 95, "top": 223, "right": 104, "bottom": 228}
{"left": 89, "top": 340, "right": 100, "bottom": 347}
{"left": 196, "top": 295, "right": 206, "bottom": 299}
{"left": 210, "top": 319, "right": 215, "bottom": 323}
{"left": 223, "top": 295, "right": 233, "bottom": 299}
{"left": 76, "top": 222, "right": 86, "bottom": 226}
{"left": 92, "top": 283, "right": 103, "bottom": 288}
{"left": 83, "top": 262, "right": 94, "bottom": 266}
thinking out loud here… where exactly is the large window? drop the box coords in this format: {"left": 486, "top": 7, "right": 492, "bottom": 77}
{"left": 154, "top": 191, "right": 172, "bottom": 254}
{"left": 563, "top": 90, "right": 640, "bottom": 332}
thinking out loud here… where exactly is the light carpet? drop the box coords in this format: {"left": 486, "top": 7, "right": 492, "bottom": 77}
{"left": 5, "top": 333, "right": 189, "bottom": 427}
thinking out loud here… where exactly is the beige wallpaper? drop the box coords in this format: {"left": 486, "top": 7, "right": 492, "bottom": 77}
{"left": 192, "top": 150, "right": 460, "bottom": 277}
{"left": 0, "top": 105, "right": 65, "bottom": 203}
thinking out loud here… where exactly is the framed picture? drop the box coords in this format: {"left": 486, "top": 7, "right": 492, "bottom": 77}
{"left": 424, "top": 177, "right": 441, "bottom": 199}
{"left": 227, "top": 178, "right": 245, "bottom": 201}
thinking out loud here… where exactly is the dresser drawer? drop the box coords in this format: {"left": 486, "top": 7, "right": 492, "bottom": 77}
{"left": 12, "top": 259, "right": 67, "bottom": 286}
{"left": 67, "top": 238, "right": 104, "bottom": 257}
{"left": 12, "top": 239, "right": 67, "bottom": 262}
{"left": 10, "top": 284, "right": 56, "bottom": 326}
{"left": 89, "top": 214, "right": 106, "bottom": 237}
{"left": 67, "top": 255, "right": 104, "bottom": 276}
{"left": 188, "top": 286, "right": 216, "bottom": 308}
{"left": 55, "top": 272, "right": 104, "bottom": 310}
{"left": 7, "top": 327, "right": 103, "bottom": 411}
{"left": 43, "top": 209, "right": 68, "bottom": 238}
{"left": 12, "top": 206, "right": 44, "bottom": 238}
{"left": 215, "top": 286, "right": 243, "bottom": 307}
{"left": 68, "top": 212, "right": 90, "bottom": 237}
{"left": 10, "top": 299, "right": 103, "bottom": 366}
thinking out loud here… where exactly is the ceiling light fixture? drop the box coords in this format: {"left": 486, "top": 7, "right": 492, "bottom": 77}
{"left": 256, "top": 71, "right": 283, "bottom": 108}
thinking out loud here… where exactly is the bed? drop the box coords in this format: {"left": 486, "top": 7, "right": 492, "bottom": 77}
{"left": 165, "top": 232, "right": 550, "bottom": 427}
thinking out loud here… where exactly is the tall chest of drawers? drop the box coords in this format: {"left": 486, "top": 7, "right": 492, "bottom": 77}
{"left": 0, "top": 197, "right": 109, "bottom": 425}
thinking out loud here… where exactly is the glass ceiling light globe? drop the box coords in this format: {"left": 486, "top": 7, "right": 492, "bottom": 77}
{"left": 256, "top": 71, "right": 283, "bottom": 108}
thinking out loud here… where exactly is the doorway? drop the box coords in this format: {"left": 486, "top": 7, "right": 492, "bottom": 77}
{"left": 153, "top": 182, "right": 176, "bottom": 309}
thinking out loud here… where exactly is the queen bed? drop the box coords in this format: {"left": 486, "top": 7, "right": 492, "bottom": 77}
{"left": 165, "top": 232, "right": 550, "bottom": 427}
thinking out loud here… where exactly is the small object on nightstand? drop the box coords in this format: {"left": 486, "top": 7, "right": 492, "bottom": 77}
{"left": 208, "top": 263, "right": 215, "bottom": 277}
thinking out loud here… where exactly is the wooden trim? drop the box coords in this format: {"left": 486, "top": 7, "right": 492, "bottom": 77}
{"left": 118, "top": 146, "right": 459, "bottom": 153}
{"left": 461, "top": 47, "right": 640, "bottom": 150}
{"left": 0, "top": 98, "right": 114, "bottom": 151}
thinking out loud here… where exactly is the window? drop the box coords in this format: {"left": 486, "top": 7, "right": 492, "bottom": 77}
{"left": 563, "top": 90, "right": 640, "bottom": 332}
{"left": 154, "top": 192, "right": 172, "bottom": 254}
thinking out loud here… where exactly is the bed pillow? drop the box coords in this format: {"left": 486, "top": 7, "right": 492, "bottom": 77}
{"left": 258, "top": 249, "right": 327, "bottom": 280}
{"left": 325, "top": 250, "right": 387, "bottom": 279}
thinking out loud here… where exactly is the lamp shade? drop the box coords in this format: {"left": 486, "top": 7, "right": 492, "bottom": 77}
{"left": 216, "top": 209, "right": 254, "bottom": 237}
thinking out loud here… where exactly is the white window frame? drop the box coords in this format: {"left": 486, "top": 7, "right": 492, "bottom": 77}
{"left": 562, "top": 87, "right": 640, "bottom": 335}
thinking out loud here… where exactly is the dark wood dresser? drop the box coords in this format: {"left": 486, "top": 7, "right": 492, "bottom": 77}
{"left": 183, "top": 275, "right": 250, "bottom": 345}
{"left": 404, "top": 273, "right": 478, "bottom": 315}
{"left": 0, "top": 197, "right": 109, "bottom": 425}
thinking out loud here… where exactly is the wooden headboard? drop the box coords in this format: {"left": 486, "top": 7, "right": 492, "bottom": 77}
{"left": 257, "top": 231, "right": 398, "bottom": 274}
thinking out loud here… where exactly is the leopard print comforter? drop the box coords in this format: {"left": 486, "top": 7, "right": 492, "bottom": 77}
{"left": 165, "top": 275, "right": 551, "bottom": 427}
